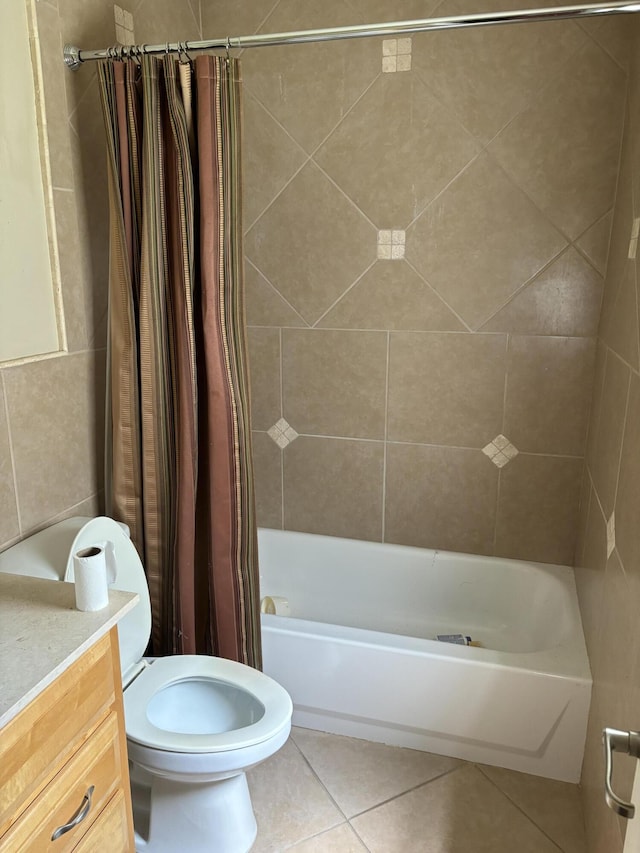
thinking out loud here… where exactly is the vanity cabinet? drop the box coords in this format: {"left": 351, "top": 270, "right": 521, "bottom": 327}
{"left": 0, "top": 627, "right": 134, "bottom": 852}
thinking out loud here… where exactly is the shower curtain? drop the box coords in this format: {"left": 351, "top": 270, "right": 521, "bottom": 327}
{"left": 98, "top": 54, "right": 261, "bottom": 668}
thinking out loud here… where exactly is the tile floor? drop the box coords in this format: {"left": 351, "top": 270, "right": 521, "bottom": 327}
{"left": 247, "top": 728, "right": 587, "bottom": 852}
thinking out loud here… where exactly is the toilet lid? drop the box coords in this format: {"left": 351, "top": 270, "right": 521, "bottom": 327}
{"left": 124, "top": 655, "right": 293, "bottom": 753}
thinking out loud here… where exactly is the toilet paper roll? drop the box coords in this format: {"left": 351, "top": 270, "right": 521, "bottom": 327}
{"left": 73, "top": 545, "right": 110, "bottom": 611}
{"left": 260, "top": 595, "right": 291, "bottom": 617}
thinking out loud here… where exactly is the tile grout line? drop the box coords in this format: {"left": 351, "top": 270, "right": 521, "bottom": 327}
{"left": 402, "top": 258, "right": 473, "bottom": 333}
{"left": 347, "top": 764, "right": 466, "bottom": 822}
{"left": 286, "top": 734, "right": 351, "bottom": 822}
{"left": 243, "top": 71, "right": 381, "bottom": 236}
{"left": 251, "top": 429, "right": 585, "bottom": 460}
{"left": 311, "top": 260, "right": 377, "bottom": 329}
{"left": 475, "top": 765, "right": 568, "bottom": 853}
{"left": 245, "top": 258, "right": 310, "bottom": 328}
{"left": 1, "top": 373, "right": 23, "bottom": 537}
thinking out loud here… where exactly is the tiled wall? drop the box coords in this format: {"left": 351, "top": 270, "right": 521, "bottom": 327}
{"left": 200, "top": 0, "right": 628, "bottom": 563}
{"left": 575, "top": 19, "right": 640, "bottom": 853}
{"left": 0, "top": 0, "right": 200, "bottom": 553}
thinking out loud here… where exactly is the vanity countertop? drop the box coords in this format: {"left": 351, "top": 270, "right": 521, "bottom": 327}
{"left": 0, "top": 573, "right": 137, "bottom": 728}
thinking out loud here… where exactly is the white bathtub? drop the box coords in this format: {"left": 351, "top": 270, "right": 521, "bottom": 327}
{"left": 258, "top": 529, "right": 592, "bottom": 783}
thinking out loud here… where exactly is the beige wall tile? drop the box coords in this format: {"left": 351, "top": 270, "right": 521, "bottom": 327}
{"left": 586, "top": 341, "right": 608, "bottom": 470}
{"left": 247, "top": 327, "right": 281, "bottom": 431}
{"left": 412, "top": 2, "right": 587, "bottom": 143}
{"left": 489, "top": 41, "right": 625, "bottom": 240}
{"left": 385, "top": 444, "right": 498, "bottom": 555}
{"left": 201, "top": 0, "right": 277, "bottom": 36}
{"left": 0, "top": 382, "right": 20, "bottom": 547}
{"left": 575, "top": 483, "right": 607, "bottom": 664}
{"left": 590, "top": 352, "right": 630, "bottom": 518}
{"left": 495, "top": 454, "right": 582, "bottom": 564}
{"left": 504, "top": 336, "right": 595, "bottom": 456}
{"left": 245, "top": 263, "right": 306, "bottom": 328}
{"left": 245, "top": 162, "right": 376, "bottom": 325}
{"left": 53, "top": 188, "right": 89, "bottom": 351}
{"left": 315, "top": 73, "right": 478, "bottom": 224}
{"left": 3, "top": 352, "right": 104, "bottom": 532}
{"left": 387, "top": 332, "right": 506, "bottom": 447}
{"left": 601, "top": 260, "right": 640, "bottom": 370}
{"left": 317, "top": 262, "right": 465, "bottom": 332}
{"left": 242, "top": 2, "right": 379, "bottom": 153}
{"left": 406, "top": 153, "right": 566, "bottom": 330}
{"left": 133, "top": 0, "right": 200, "bottom": 42}
{"left": 578, "top": 16, "right": 631, "bottom": 70}
{"left": 599, "top": 113, "right": 633, "bottom": 336}
{"left": 283, "top": 436, "right": 384, "bottom": 541}
{"left": 35, "top": 2, "right": 74, "bottom": 190}
{"left": 282, "top": 330, "right": 387, "bottom": 439}
{"left": 251, "top": 431, "right": 282, "bottom": 530}
{"left": 243, "top": 93, "right": 307, "bottom": 229}
{"left": 576, "top": 212, "right": 613, "bottom": 276}
{"left": 615, "top": 372, "right": 640, "bottom": 582}
{"left": 481, "top": 248, "right": 603, "bottom": 337}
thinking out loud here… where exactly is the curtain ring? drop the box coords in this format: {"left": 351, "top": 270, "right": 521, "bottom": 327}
{"left": 178, "top": 41, "right": 191, "bottom": 64}
{"left": 225, "top": 36, "right": 231, "bottom": 64}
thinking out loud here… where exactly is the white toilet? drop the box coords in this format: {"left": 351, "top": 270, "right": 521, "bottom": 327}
{"left": 0, "top": 516, "right": 292, "bottom": 853}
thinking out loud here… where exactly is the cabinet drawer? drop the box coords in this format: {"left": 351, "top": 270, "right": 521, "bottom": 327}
{"left": 72, "top": 790, "right": 130, "bottom": 853}
{"left": 0, "top": 712, "right": 123, "bottom": 853}
{"left": 0, "top": 634, "right": 115, "bottom": 834}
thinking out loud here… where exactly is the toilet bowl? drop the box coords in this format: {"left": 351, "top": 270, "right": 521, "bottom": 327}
{"left": 0, "top": 516, "right": 292, "bottom": 853}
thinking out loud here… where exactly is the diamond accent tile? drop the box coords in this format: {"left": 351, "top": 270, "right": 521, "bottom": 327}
{"left": 607, "top": 512, "right": 615, "bottom": 558}
{"left": 482, "top": 435, "right": 519, "bottom": 468}
{"left": 114, "top": 4, "right": 134, "bottom": 44}
{"left": 268, "top": 418, "right": 299, "bottom": 449}
{"left": 377, "top": 229, "right": 405, "bottom": 259}
{"left": 382, "top": 38, "right": 412, "bottom": 73}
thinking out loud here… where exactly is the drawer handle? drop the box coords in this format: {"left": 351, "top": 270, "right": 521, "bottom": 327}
{"left": 51, "top": 785, "right": 95, "bottom": 841}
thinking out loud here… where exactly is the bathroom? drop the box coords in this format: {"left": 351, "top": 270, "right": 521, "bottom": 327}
{"left": 0, "top": 0, "right": 639, "bottom": 850}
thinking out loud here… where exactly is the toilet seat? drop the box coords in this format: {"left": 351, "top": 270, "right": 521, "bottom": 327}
{"left": 124, "top": 655, "right": 292, "bottom": 753}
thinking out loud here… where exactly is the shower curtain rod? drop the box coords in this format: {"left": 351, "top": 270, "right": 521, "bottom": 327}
{"left": 63, "top": 0, "right": 640, "bottom": 70}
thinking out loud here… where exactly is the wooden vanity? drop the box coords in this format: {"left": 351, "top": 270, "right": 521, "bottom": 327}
{"left": 0, "top": 574, "right": 138, "bottom": 852}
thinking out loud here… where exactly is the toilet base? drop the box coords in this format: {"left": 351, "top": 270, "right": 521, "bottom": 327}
{"left": 131, "top": 766, "right": 257, "bottom": 853}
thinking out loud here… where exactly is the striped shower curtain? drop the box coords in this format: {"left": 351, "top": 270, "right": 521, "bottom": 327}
{"left": 97, "top": 55, "right": 261, "bottom": 668}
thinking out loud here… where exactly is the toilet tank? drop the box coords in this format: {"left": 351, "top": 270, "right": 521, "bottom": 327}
{"left": 0, "top": 517, "right": 152, "bottom": 684}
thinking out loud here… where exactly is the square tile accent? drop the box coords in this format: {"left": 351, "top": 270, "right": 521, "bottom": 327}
{"left": 114, "top": 4, "right": 135, "bottom": 45}
{"left": 377, "top": 230, "right": 405, "bottom": 260}
{"left": 382, "top": 38, "right": 412, "bottom": 73}
{"left": 482, "top": 434, "right": 519, "bottom": 468}
{"left": 268, "top": 417, "right": 299, "bottom": 449}
{"left": 607, "top": 511, "right": 616, "bottom": 558}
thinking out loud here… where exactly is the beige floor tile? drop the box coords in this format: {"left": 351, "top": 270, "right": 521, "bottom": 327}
{"left": 479, "top": 765, "right": 586, "bottom": 853}
{"left": 291, "top": 728, "right": 459, "bottom": 818}
{"left": 248, "top": 739, "right": 343, "bottom": 852}
{"left": 286, "top": 823, "right": 369, "bottom": 852}
{"left": 351, "top": 765, "right": 561, "bottom": 853}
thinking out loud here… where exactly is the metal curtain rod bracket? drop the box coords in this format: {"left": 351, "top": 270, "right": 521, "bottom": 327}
{"left": 63, "top": 1, "right": 640, "bottom": 69}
